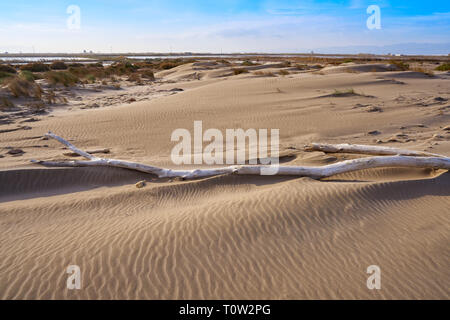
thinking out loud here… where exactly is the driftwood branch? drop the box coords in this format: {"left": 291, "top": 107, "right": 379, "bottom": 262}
{"left": 63, "top": 148, "right": 110, "bottom": 157}
{"left": 31, "top": 132, "right": 450, "bottom": 180}
{"left": 305, "top": 142, "right": 443, "bottom": 157}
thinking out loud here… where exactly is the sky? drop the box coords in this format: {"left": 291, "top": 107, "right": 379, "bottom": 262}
{"left": 0, "top": 0, "right": 449, "bottom": 54}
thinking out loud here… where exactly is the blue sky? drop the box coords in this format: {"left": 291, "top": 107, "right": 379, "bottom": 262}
{"left": 0, "top": 0, "right": 449, "bottom": 54}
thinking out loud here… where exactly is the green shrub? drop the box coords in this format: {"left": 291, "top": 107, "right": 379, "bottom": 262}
{"left": 107, "top": 61, "right": 139, "bottom": 75}
{"left": 69, "top": 66, "right": 106, "bottom": 79}
{"left": 20, "top": 70, "right": 39, "bottom": 81}
{"left": 435, "top": 63, "right": 450, "bottom": 71}
{"left": 45, "top": 71, "right": 79, "bottom": 87}
{"left": 68, "top": 62, "right": 85, "bottom": 68}
{"left": 159, "top": 61, "right": 179, "bottom": 70}
{"left": 0, "top": 71, "right": 14, "bottom": 82}
{"left": 20, "top": 62, "right": 50, "bottom": 72}
{"left": 0, "top": 64, "right": 17, "bottom": 74}
{"left": 50, "top": 61, "right": 68, "bottom": 70}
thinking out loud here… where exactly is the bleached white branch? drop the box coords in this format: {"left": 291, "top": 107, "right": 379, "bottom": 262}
{"left": 31, "top": 132, "right": 450, "bottom": 180}
{"left": 305, "top": 143, "right": 444, "bottom": 157}
{"left": 46, "top": 132, "right": 97, "bottom": 160}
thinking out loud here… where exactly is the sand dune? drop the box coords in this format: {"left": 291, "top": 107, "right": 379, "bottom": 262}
{"left": 0, "top": 60, "right": 449, "bottom": 299}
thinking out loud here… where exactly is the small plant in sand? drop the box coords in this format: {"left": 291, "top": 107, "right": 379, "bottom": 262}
{"left": 389, "top": 60, "right": 410, "bottom": 71}
{"left": 435, "top": 63, "right": 450, "bottom": 71}
{"left": 294, "top": 64, "right": 308, "bottom": 70}
{"left": 232, "top": 68, "right": 249, "bottom": 75}
{"left": 45, "top": 90, "right": 57, "bottom": 104}
{"left": 254, "top": 71, "right": 275, "bottom": 77}
{"left": 140, "top": 69, "right": 155, "bottom": 80}
{"left": 311, "top": 64, "right": 324, "bottom": 69}
{"left": 332, "top": 88, "right": 356, "bottom": 96}
{"left": 241, "top": 60, "right": 258, "bottom": 66}
{"left": 279, "top": 69, "right": 289, "bottom": 76}
{"left": 127, "top": 73, "right": 141, "bottom": 82}
{"left": 27, "top": 101, "right": 46, "bottom": 112}
{"left": 411, "top": 67, "right": 434, "bottom": 77}
{"left": 279, "top": 61, "right": 291, "bottom": 68}
{"left": 216, "top": 59, "right": 231, "bottom": 65}
{"left": 87, "top": 74, "right": 96, "bottom": 83}
{"left": 0, "top": 97, "right": 15, "bottom": 110}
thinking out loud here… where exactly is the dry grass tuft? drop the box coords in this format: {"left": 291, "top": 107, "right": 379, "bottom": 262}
{"left": 140, "top": 69, "right": 155, "bottom": 80}
{"left": 332, "top": 88, "right": 356, "bottom": 96}
{"left": 411, "top": 67, "right": 434, "bottom": 77}
{"left": 45, "top": 71, "right": 79, "bottom": 87}
{"left": 232, "top": 68, "right": 249, "bottom": 75}
{"left": 7, "top": 76, "right": 42, "bottom": 98}
{"left": 0, "top": 97, "right": 15, "bottom": 110}
{"left": 390, "top": 60, "right": 410, "bottom": 71}
{"left": 254, "top": 71, "right": 275, "bottom": 77}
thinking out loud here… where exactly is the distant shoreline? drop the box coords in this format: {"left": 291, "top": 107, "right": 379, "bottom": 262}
{"left": 1, "top": 52, "right": 449, "bottom": 58}
{"left": 1, "top": 52, "right": 449, "bottom": 64}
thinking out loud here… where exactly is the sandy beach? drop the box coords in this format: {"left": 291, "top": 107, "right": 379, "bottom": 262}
{"left": 0, "top": 58, "right": 449, "bottom": 299}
